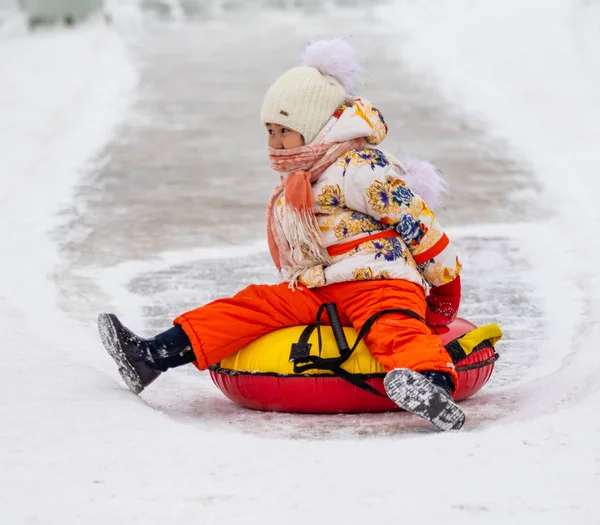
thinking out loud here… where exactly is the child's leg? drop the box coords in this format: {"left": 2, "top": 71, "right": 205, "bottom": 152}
{"left": 329, "top": 280, "right": 464, "bottom": 431}
{"left": 98, "top": 313, "right": 195, "bottom": 394}
{"left": 100, "top": 283, "right": 323, "bottom": 394}
{"left": 174, "top": 283, "right": 324, "bottom": 370}
{"left": 329, "top": 280, "right": 458, "bottom": 387}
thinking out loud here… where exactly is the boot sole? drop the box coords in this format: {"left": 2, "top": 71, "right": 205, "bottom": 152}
{"left": 98, "top": 313, "right": 144, "bottom": 395}
{"left": 384, "top": 369, "right": 465, "bottom": 431}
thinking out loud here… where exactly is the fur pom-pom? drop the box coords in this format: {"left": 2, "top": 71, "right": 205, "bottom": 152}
{"left": 301, "top": 38, "right": 362, "bottom": 95}
{"left": 394, "top": 157, "right": 449, "bottom": 209}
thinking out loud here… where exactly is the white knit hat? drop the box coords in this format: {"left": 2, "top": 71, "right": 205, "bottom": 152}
{"left": 260, "top": 38, "right": 361, "bottom": 144}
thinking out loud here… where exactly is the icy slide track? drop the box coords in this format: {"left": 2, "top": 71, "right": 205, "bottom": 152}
{"left": 1, "top": 0, "right": 598, "bottom": 431}
{"left": 76, "top": 0, "right": 600, "bottom": 435}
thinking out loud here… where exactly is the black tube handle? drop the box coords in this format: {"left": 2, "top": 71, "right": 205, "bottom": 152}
{"left": 325, "top": 303, "right": 350, "bottom": 354}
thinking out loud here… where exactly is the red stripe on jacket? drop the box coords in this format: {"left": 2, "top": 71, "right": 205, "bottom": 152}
{"left": 412, "top": 234, "right": 449, "bottom": 265}
{"left": 327, "top": 230, "right": 399, "bottom": 257}
{"left": 326, "top": 230, "right": 450, "bottom": 266}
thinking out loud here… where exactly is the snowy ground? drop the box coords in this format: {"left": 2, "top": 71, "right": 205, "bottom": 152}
{"left": 1, "top": 0, "right": 600, "bottom": 523}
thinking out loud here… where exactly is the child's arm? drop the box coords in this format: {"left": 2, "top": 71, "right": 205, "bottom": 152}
{"left": 341, "top": 150, "right": 461, "bottom": 289}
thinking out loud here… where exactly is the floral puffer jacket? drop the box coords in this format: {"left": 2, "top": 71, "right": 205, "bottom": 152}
{"left": 273, "top": 100, "right": 462, "bottom": 290}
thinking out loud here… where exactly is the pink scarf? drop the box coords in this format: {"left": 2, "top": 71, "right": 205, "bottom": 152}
{"left": 266, "top": 138, "right": 363, "bottom": 286}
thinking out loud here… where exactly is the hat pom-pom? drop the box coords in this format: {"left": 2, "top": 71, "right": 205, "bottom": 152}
{"left": 301, "top": 38, "right": 362, "bottom": 95}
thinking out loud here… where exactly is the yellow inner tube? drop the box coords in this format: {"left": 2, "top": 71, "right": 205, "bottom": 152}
{"left": 219, "top": 326, "right": 385, "bottom": 375}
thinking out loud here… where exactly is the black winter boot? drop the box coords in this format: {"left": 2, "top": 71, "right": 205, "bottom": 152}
{"left": 421, "top": 370, "right": 454, "bottom": 397}
{"left": 98, "top": 313, "right": 195, "bottom": 395}
{"left": 384, "top": 368, "right": 465, "bottom": 431}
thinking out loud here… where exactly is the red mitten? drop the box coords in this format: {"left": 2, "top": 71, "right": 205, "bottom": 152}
{"left": 425, "top": 275, "right": 461, "bottom": 326}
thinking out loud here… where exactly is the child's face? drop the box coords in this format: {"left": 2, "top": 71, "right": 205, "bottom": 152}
{"left": 266, "top": 123, "right": 305, "bottom": 149}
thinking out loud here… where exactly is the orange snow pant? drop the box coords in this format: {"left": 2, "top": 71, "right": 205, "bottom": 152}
{"left": 174, "top": 280, "right": 458, "bottom": 388}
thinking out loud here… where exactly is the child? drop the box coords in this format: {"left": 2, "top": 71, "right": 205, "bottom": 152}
{"left": 98, "top": 38, "right": 464, "bottom": 431}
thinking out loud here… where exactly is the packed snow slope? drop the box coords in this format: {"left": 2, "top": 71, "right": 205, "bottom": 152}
{"left": 1, "top": 0, "right": 599, "bottom": 523}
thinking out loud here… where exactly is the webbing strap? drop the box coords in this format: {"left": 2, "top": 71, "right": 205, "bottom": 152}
{"left": 334, "top": 366, "right": 387, "bottom": 397}
{"left": 455, "top": 352, "right": 499, "bottom": 372}
{"left": 289, "top": 324, "right": 317, "bottom": 363}
{"left": 289, "top": 323, "right": 386, "bottom": 397}
{"left": 289, "top": 305, "right": 498, "bottom": 398}
{"left": 445, "top": 339, "right": 491, "bottom": 364}
{"left": 290, "top": 306, "right": 426, "bottom": 397}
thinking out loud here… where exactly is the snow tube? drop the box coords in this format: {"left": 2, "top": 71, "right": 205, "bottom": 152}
{"left": 209, "top": 317, "right": 501, "bottom": 414}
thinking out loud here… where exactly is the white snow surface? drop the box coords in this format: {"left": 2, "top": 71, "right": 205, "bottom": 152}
{"left": 1, "top": 0, "right": 600, "bottom": 523}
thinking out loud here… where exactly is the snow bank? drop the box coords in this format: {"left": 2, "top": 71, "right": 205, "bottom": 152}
{"left": 0, "top": 18, "right": 136, "bottom": 344}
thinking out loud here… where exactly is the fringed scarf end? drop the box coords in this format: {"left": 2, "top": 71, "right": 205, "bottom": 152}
{"left": 281, "top": 207, "right": 333, "bottom": 267}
